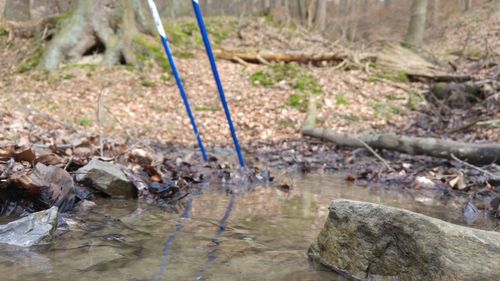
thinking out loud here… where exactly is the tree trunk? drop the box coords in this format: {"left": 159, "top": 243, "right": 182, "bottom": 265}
{"left": 306, "top": 0, "right": 316, "bottom": 29}
{"left": 3, "top": 0, "right": 30, "bottom": 21}
{"left": 462, "top": 0, "right": 472, "bottom": 11}
{"left": 38, "top": 0, "right": 153, "bottom": 70}
{"left": 315, "top": 0, "right": 327, "bottom": 32}
{"left": 430, "top": 0, "right": 440, "bottom": 26}
{"left": 200, "top": 0, "right": 208, "bottom": 14}
{"left": 404, "top": 0, "right": 429, "bottom": 49}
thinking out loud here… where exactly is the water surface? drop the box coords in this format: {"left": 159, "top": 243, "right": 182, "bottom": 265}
{"left": 0, "top": 174, "right": 495, "bottom": 280}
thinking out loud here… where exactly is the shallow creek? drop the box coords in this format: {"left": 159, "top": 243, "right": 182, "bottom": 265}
{"left": 0, "top": 174, "right": 496, "bottom": 281}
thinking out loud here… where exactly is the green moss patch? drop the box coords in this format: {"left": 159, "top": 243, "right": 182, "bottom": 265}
{"left": 335, "top": 94, "right": 350, "bottom": 106}
{"left": 370, "top": 71, "right": 410, "bottom": 83}
{"left": 140, "top": 80, "right": 156, "bottom": 88}
{"left": 250, "top": 63, "right": 323, "bottom": 111}
{"left": 286, "top": 93, "right": 308, "bottom": 111}
{"left": 0, "top": 26, "right": 7, "bottom": 37}
{"left": 250, "top": 70, "right": 275, "bottom": 86}
{"left": 294, "top": 74, "right": 322, "bottom": 94}
{"left": 163, "top": 17, "right": 237, "bottom": 48}
{"left": 77, "top": 116, "right": 93, "bottom": 126}
{"left": 18, "top": 39, "right": 44, "bottom": 73}
{"left": 133, "top": 35, "right": 170, "bottom": 72}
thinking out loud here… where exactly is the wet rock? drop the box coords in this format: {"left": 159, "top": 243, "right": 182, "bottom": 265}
{"left": 76, "top": 159, "right": 136, "bottom": 198}
{"left": 0, "top": 206, "right": 58, "bottom": 247}
{"left": 309, "top": 200, "right": 500, "bottom": 281}
{"left": 74, "top": 200, "right": 97, "bottom": 213}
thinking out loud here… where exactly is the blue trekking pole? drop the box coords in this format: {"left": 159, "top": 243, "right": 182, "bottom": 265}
{"left": 147, "top": 0, "right": 207, "bottom": 161}
{"left": 191, "top": 0, "right": 245, "bottom": 167}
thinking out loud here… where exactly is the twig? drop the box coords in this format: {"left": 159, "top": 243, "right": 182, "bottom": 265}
{"left": 302, "top": 94, "right": 317, "bottom": 130}
{"left": 31, "top": 143, "right": 73, "bottom": 149}
{"left": 476, "top": 119, "right": 500, "bottom": 128}
{"left": 97, "top": 87, "right": 109, "bottom": 158}
{"left": 354, "top": 137, "right": 394, "bottom": 172}
{"left": 447, "top": 117, "right": 485, "bottom": 134}
{"left": 333, "top": 59, "right": 348, "bottom": 70}
{"left": 64, "top": 156, "right": 73, "bottom": 171}
{"left": 0, "top": 158, "right": 15, "bottom": 179}
{"left": 233, "top": 56, "right": 250, "bottom": 66}
{"left": 451, "top": 154, "right": 499, "bottom": 179}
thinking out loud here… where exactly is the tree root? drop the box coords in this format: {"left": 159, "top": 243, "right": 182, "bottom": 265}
{"left": 38, "top": 0, "right": 152, "bottom": 69}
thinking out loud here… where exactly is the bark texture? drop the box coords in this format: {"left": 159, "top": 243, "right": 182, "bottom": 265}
{"left": 315, "top": 0, "right": 327, "bottom": 31}
{"left": 404, "top": 0, "right": 429, "bottom": 48}
{"left": 38, "top": 0, "right": 153, "bottom": 69}
{"left": 3, "top": 0, "right": 30, "bottom": 21}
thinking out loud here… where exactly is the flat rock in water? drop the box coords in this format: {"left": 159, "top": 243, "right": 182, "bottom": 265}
{"left": 309, "top": 199, "right": 500, "bottom": 281}
{"left": 75, "top": 159, "right": 136, "bottom": 198}
{"left": 0, "top": 206, "right": 58, "bottom": 247}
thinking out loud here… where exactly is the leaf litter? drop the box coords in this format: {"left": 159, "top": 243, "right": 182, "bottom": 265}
{"left": 0, "top": 14, "right": 499, "bottom": 226}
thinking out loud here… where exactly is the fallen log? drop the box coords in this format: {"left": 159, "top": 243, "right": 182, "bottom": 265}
{"left": 301, "top": 128, "right": 500, "bottom": 165}
{"left": 376, "top": 43, "right": 471, "bottom": 82}
{"left": 216, "top": 43, "right": 470, "bottom": 83}
{"left": 214, "top": 48, "right": 377, "bottom": 65}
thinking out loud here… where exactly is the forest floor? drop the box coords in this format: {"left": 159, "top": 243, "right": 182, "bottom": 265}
{"left": 0, "top": 4, "right": 499, "bottom": 221}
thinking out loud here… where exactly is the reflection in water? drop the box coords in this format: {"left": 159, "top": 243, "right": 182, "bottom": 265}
{"left": 194, "top": 194, "right": 236, "bottom": 281}
{"left": 152, "top": 197, "right": 193, "bottom": 281}
{"left": 0, "top": 174, "right": 496, "bottom": 281}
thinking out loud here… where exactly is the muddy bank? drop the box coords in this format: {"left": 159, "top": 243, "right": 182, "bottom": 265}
{"left": 1, "top": 137, "right": 498, "bottom": 228}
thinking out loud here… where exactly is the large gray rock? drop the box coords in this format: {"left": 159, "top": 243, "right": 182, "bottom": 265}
{"left": 76, "top": 159, "right": 136, "bottom": 198}
{"left": 0, "top": 206, "right": 58, "bottom": 247}
{"left": 309, "top": 200, "right": 500, "bottom": 281}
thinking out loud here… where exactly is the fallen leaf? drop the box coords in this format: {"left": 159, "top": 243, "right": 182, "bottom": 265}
{"left": 35, "top": 154, "right": 65, "bottom": 166}
{"left": 449, "top": 172, "right": 466, "bottom": 190}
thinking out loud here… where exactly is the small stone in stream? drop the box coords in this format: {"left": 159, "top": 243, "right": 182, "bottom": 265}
{"left": 74, "top": 200, "right": 97, "bottom": 213}
{"left": 148, "top": 181, "right": 176, "bottom": 193}
{"left": 0, "top": 206, "right": 58, "bottom": 247}
{"left": 75, "top": 159, "right": 136, "bottom": 198}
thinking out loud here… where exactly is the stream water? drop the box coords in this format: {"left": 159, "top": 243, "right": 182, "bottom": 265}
{"left": 0, "top": 174, "right": 496, "bottom": 281}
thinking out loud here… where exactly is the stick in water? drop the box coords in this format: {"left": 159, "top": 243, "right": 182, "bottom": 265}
{"left": 146, "top": 0, "right": 207, "bottom": 161}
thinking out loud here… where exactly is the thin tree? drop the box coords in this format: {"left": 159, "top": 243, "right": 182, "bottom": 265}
{"left": 315, "top": 0, "right": 327, "bottom": 32}
{"left": 404, "top": 0, "right": 429, "bottom": 49}
{"left": 462, "top": 0, "right": 472, "bottom": 11}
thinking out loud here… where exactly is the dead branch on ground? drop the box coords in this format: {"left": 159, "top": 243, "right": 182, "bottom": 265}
{"left": 302, "top": 128, "right": 500, "bottom": 165}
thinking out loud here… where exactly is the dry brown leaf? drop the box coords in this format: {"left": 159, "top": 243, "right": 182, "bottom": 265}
{"left": 35, "top": 154, "right": 65, "bottom": 166}
{"left": 449, "top": 172, "right": 466, "bottom": 190}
